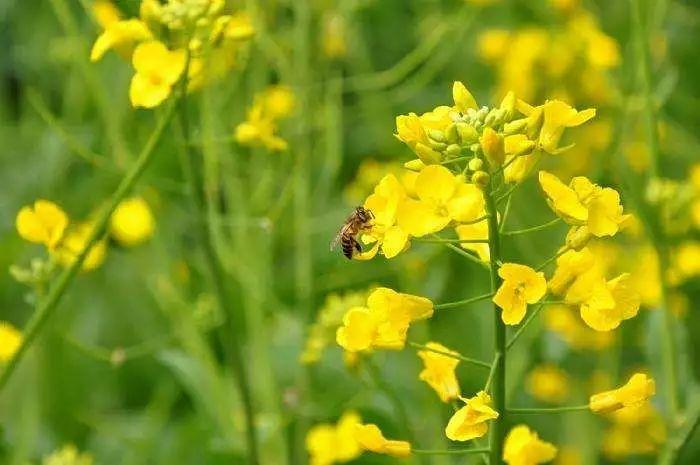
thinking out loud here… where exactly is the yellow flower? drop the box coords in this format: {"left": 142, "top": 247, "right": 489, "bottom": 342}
{"left": 0, "top": 322, "right": 22, "bottom": 363}
{"left": 573, "top": 273, "right": 640, "bottom": 332}
{"left": 262, "top": 85, "right": 296, "bottom": 119}
{"left": 417, "top": 342, "right": 461, "bottom": 402}
{"left": 445, "top": 391, "right": 499, "bottom": 441}
{"left": 481, "top": 127, "right": 505, "bottom": 167}
{"left": 16, "top": 200, "right": 69, "bottom": 249}
{"left": 129, "top": 41, "right": 186, "bottom": 109}
{"left": 355, "top": 424, "right": 411, "bottom": 458}
{"left": 589, "top": 373, "right": 655, "bottom": 414}
{"left": 336, "top": 288, "right": 433, "bottom": 351}
{"left": 526, "top": 365, "right": 569, "bottom": 404}
{"left": 503, "top": 134, "right": 538, "bottom": 183}
{"left": 601, "top": 403, "right": 665, "bottom": 459}
{"left": 544, "top": 305, "right": 614, "bottom": 350}
{"left": 548, "top": 248, "right": 596, "bottom": 296}
{"left": 397, "top": 165, "right": 485, "bottom": 237}
{"left": 90, "top": 19, "right": 153, "bottom": 62}
{"left": 455, "top": 219, "right": 489, "bottom": 261}
{"left": 53, "top": 223, "right": 108, "bottom": 272}
{"left": 539, "top": 171, "right": 627, "bottom": 237}
{"left": 43, "top": 444, "right": 93, "bottom": 465}
{"left": 109, "top": 197, "right": 155, "bottom": 247}
{"left": 358, "top": 174, "right": 410, "bottom": 259}
{"left": 235, "top": 104, "right": 288, "bottom": 151}
{"left": 669, "top": 241, "right": 700, "bottom": 284}
{"left": 503, "top": 425, "right": 557, "bottom": 465}
{"left": 522, "top": 100, "right": 596, "bottom": 154}
{"left": 306, "top": 411, "right": 362, "bottom": 465}
{"left": 493, "top": 263, "right": 547, "bottom": 325}
{"left": 478, "top": 29, "right": 510, "bottom": 62}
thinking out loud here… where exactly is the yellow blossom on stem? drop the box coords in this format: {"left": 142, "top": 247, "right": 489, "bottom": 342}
{"left": 452, "top": 81, "right": 478, "bottom": 113}
{"left": 0, "top": 322, "right": 22, "bottom": 363}
{"left": 129, "top": 41, "right": 186, "bottom": 109}
{"left": 503, "top": 134, "right": 538, "bottom": 183}
{"left": 493, "top": 263, "right": 547, "bottom": 325}
{"left": 110, "top": 197, "right": 155, "bottom": 247}
{"left": 589, "top": 373, "right": 655, "bottom": 414}
{"left": 306, "top": 411, "right": 362, "bottom": 465}
{"left": 397, "top": 165, "right": 485, "bottom": 237}
{"left": 53, "top": 223, "right": 108, "bottom": 272}
{"left": 417, "top": 342, "right": 461, "bottom": 402}
{"left": 544, "top": 305, "right": 614, "bottom": 350}
{"left": 355, "top": 424, "right": 411, "bottom": 457}
{"left": 539, "top": 171, "right": 628, "bottom": 237}
{"left": 519, "top": 100, "right": 595, "bottom": 154}
{"left": 445, "top": 391, "right": 499, "bottom": 441}
{"left": 503, "top": 425, "right": 557, "bottom": 465}
{"left": 90, "top": 19, "right": 153, "bottom": 62}
{"left": 92, "top": 0, "right": 121, "bottom": 29}
{"left": 16, "top": 200, "right": 69, "bottom": 250}
{"left": 526, "top": 364, "right": 570, "bottom": 404}
{"left": 336, "top": 287, "right": 433, "bottom": 351}
{"left": 357, "top": 174, "right": 410, "bottom": 259}
{"left": 567, "top": 272, "right": 640, "bottom": 332}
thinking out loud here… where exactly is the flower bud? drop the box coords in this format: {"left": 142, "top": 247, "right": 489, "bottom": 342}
{"left": 446, "top": 144, "right": 461, "bottom": 157}
{"left": 403, "top": 158, "right": 426, "bottom": 171}
{"left": 480, "top": 127, "right": 505, "bottom": 168}
{"left": 456, "top": 123, "right": 478, "bottom": 144}
{"left": 565, "top": 226, "right": 592, "bottom": 251}
{"left": 499, "top": 91, "right": 516, "bottom": 120}
{"left": 504, "top": 118, "right": 528, "bottom": 135}
{"left": 445, "top": 123, "right": 459, "bottom": 144}
{"left": 427, "top": 129, "right": 446, "bottom": 143}
{"left": 453, "top": 81, "right": 478, "bottom": 113}
{"left": 472, "top": 170, "right": 490, "bottom": 189}
{"left": 468, "top": 158, "right": 483, "bottom": 171}
{"left": 415, "top": 143, "right": 442, "bottom": 164}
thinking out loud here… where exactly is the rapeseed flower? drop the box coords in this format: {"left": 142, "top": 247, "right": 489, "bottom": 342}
{"left": 16, "top": 200, "right": 68, "bottom": 249}
{"left": 336, "top": 287, "right": 433, "bottom": 351}
{"left": 43, "top": 444, "right": 93, "bottom": 465}
{"left": 235, "top": 85, "right": 295, "bottom": 151}
{"left": 130, "top": 41, "right": 186, "bottom": 108}
{"left": 397, "top": 165, "right": 485, "bottom": 237}
{"left": 445, "top": 391, "right": 499, "bottom": 441}
{"left": 53, "top": 223, "right": 108, "bottom": 272}
{"left": 601, "top": 403, "right": 665, "bottom": 459}
{"left": 417, "top": 342, "right": 461, "bottom": 402}
{"left": 355, "top": 423, "right": 411, "bottom": 457}
{"left": 110, "top": 197, "right": 155, "bottom": 247}
{"left": 90, "top": 19, "right": 152, "bottom": 62}
{"left": 493, "top": 263, "right": 547, "bottom": 325}
{"left": 503, "top": 425, "right": 557, "bottom": 465}
{"left": 589, "top": 373, "right": 655, "bottom": 414}
{"left": 306, "top": 411, "right": 362, "bottom": 465}
{"left": 539, "top": 171, "right": 628, "bottom": 237}
{"left": 544, "top": 305, "right": 614, "bottom": 350}
{"left": 0, "top": 322, "right": 22, "bottom": 363}
{"left": 455, "top": 219, "right": 489, "bottom": 261}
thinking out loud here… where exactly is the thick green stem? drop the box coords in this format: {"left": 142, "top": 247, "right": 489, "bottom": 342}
{"left": 484, "top": 183, "right": 505, "bottom": 465}
{"left": 0, "top": 97, "right": 177, "bottom": 392}
{"left": 178, "top": 93, "right": 260, "bottom": 465}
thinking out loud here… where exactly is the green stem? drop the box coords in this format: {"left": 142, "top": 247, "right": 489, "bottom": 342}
{"left": 444, "top": 244, "right": 491, "bottom": 270}
{"left": 178, "top": 69, "right": 260, "bottom": 464}
{"left": 506, "top": 302, "right": 546, "bottom": 351}
{"left": 413, "top": 448, "right": 490, "bottom": 455}
{"left": 630, "top": 0, "right": 680, "bottom": 424}
{"left": 434, "top": 292, "right": 494, "bottom": 310}
{"left": 484, "top": 182, "right": 506, "bottom": 465}
{"left": 484, "top": 353, "right": 501, "bottom": 393}
{"left": 535, "top": 247, "right": 570, "bottom": 271}
{"left": 501, "top": 218, "right": 562, "bottom": 236}
{"left": 0, "top": 97, "right": 178, "bottom": 392}
{"left": 507, "top": 405, "right": 589, "bottom": 414}
{"left": 418, "top": 237, "right": 489, "bottom": 244}
{"left": 408, "top": 342, "right": 491, "bottom": 369}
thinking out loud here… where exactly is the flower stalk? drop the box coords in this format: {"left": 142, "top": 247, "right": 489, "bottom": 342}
{"left": 0, "top": 96, "right": 178, "bottom": 392}
{"left": 484, "top": 180, "right": 506, "bottom": 465}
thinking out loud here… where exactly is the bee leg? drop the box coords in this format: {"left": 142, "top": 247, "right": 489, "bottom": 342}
{"left": 354, "top": 241, "right": 362, "bottom": 253}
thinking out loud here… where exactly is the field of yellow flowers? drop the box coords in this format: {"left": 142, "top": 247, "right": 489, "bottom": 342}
{"left": 1, "top": 0, "right": 700, "bottom": 464}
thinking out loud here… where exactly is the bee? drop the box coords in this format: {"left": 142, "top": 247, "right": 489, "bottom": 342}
{"left": 331, "top": 206, "right": 374, "bottom": 259}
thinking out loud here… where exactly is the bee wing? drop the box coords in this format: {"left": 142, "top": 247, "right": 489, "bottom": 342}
{"left": 330, "top": 229, "right": 343, "bottom": 251}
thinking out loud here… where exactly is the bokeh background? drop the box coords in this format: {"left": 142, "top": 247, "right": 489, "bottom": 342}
{"left": 1, "top": 0, "right": 700, "bottom": 464}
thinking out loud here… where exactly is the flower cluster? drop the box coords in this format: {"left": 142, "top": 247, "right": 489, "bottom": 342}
{"left": 335, "top": 287, "right": 433, "bottom": 351}
{"left": 90, "top": 0, "right": 253, "bottom": 108}
{"left": 234, "top": 85, "right": 296, "bottom": 151}
{"left": 14, "top": 197, "right": 155, "bottom": 277}
{"left": 306, "top": 411, "right": 362, "bottom": 465}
